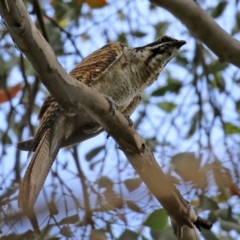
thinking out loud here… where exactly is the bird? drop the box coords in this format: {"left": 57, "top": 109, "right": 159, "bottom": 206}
{"left": 17, "top": 35, "right": 186, "bottom": 213}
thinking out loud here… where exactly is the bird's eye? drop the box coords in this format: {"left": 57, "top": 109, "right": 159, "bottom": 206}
{"left": 158, "top": 35, "right": 173, "bottom": 43}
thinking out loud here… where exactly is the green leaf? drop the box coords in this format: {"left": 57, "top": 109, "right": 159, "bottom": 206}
{"left": 186, "top": 117, "right": 197, "bottom": 138}
{"left": 118, "top": 230, "right": 138, "bottom": 240}
{"left": 151, "top": 86, "right": 169, "bottom": 96}
{"left": 223, "top": 122, "right": 240, "bottom": 134}
{"left": 124, "top": 178, "right": 142, "bottom": 192}
{"left": 167, "top": 78, "right": 182, "bottom": 93}
{"left": 220, "top": 219, "right": 240, "bottom": 233}
{"left": 150, "top": 226, "right": 176, "bottom": 240}
{"left": 175, "top": 53, "right": 189, "bottom": 67}
{"left": 80, "top": 33, "right": 90, "bottom": 41}
{"left": 201, "top": 229, "right": 219, "bottom": 240}
{"left": 89, "top": 159, "right": 102, "bottom": 170}
{"left": 46, "top": 21, "right": 64, "bottom": 55}
{"left": 157, "top": 101, "right": 176, "bottom": 113}
{"left": 118, "top": 33, "right": 128, "bottom": 45}
{"left": 117, "top": 10, "right": 125, "bottom": 21}
{"left": 200, "top": 196, "right": 219, "bottom": 211}
{"left": 209, "top": 209, "right": 232, "bottom": 222}
{"left": 90, "top": 229, "right": 107, "bottom": 240}
{"left": 60, "top": 226, "right": 72, "bottom": 237}
{"left": 144, "top": 209, "right": 168, "bottom": 231}
{"left": 211, "top": 1, "right": 228, "bottom": 18}
{"left": 149, "top": 2, "right": 157, "bottom": 10}
{"left": 210, "top": 76, "right": 225, "bottom": 92}
{"left": 98, "top": 176, "right": 113, "bottom": 189}
{"left": 1, "top": 131, "right": 12, "bottom": 145}
{"left": 59, "top": 214, "right": 79, "bottom": 225}
{"left": 85, "top": 145, "right": 104, "bottom": 161}
{"left": 151, "top": 79, "right": 182, "bottom": 97}
{"left": 144, "top": 137, "right": 158, "bottom": 152}
{"left": 154, "top": 22, "right": 169, "bottom": 38}
{"left": 67, "top": 1, "right": 84, "bottom": 21}
{"left": 210, "top": 61, "right": 228, "bottom": 72}
{"left": 236, "top": 99, "right": 240, "bottom": 114}
{"left": 130, "top": 30, "right": 147, "bottom": 38}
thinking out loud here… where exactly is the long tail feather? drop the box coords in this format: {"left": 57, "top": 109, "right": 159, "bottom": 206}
{"left": 18, "top": 127, "right": 62, "bottom": 212}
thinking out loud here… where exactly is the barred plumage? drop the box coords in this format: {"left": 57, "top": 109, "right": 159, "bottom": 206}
{"left": 17, "top": 35, "right": 185, "bottom": 212}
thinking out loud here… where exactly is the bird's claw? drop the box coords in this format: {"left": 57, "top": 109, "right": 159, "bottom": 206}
{"left": 124, "top": 115, "right": 133, "bottom": 126}
{"left": 104, "top": 96, "right": 118, "bottom": 116}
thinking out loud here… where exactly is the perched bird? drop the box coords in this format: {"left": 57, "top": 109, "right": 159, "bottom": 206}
{"left": 17, "top": 35, "right": 186, "bottom": 212}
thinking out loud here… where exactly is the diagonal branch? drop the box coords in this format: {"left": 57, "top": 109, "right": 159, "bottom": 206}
{"left": 151, "top": 0, "right": 240, "bottom": 67}
{"left": 32, "top": 0, "right": 50, "bottom": 43}
{"left": 0, "top": 1, "right": 211, "bottom": 239}
{"left": 72, "top": 146, "right": 94, "bottom": 228}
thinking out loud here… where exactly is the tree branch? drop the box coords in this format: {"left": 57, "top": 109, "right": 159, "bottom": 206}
{"left": 0, "top": 1, "right": 211, "bottom": 239}
{"left": 151, "top": 0, "right": 240, "bottom": 67}
{"left": 72, "top": 146, "right": 94, "bottom": 228}
{"left": 32, "top": 0, "right": 50, "bottom": 43}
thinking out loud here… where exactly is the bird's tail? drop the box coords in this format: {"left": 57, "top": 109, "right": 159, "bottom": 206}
{"left": 18, "top": 123, "right": 64, "bottom": 212}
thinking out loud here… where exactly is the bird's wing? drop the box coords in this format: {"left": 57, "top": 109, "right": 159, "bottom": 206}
{"left": 38, "top": 95, "right": 56, "bottom": 120}
{"left": 31, "top": 98, "right": 62, "bottom": 153}
{"left": 36, "top": 42, "right": 123, "bottom": 121}
{"left": 70, "top": 42, "right": 124, "bottom": 85}
{"left": 17, "top": 42, "right": 124, "bottom": 152}
{"left": 17, "top": 96, "right": 61, "bottom": 151}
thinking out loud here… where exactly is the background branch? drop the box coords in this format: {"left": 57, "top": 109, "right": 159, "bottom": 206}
{"left": 152, "top": 0, "right": 240, "bottom": 67}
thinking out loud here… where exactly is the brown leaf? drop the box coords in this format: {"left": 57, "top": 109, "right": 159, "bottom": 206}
{"left": 0, "top": 83, "right": 22, "bottom": 103}
{"left": 116, "top": 212, "right": 127, "bottom": 224}
{"left": 85, "top": 0, "right": 107, "bottom": 8}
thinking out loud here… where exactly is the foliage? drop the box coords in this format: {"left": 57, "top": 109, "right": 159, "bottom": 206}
{"left": 0, "top": 0, "right": 240, "bottom": 239}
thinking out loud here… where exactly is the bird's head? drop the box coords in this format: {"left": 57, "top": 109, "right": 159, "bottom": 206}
{"left": 135, "top": 35, "right": 186, "bottom": 68}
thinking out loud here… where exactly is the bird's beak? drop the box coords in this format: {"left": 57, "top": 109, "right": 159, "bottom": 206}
{"left": 172, "top": 40, "right": 186, "bottom": 49}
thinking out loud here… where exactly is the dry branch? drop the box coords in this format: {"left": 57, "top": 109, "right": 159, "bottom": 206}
{"left": 152, "top": 0, "right": 240, "bottom": 67}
